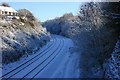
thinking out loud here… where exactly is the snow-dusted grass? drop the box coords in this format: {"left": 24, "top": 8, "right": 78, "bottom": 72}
{"left": 2, "top": 35, "right": 80, "bottom": 78}
{"left": 2, "top": 38, "right": 53, "bottom": 75}
{"left": 1, "top": 14, "right": 50, "bottom": 64}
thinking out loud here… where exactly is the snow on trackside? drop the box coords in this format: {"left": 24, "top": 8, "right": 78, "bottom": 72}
{"left": 2, "top": 35, "right": 80, "bottom": 78}
{"left": 51, "top": 37, "right": 80, "bottom": 78}
{"left": 2, "top": 39, "right": 53, "bottom": 75}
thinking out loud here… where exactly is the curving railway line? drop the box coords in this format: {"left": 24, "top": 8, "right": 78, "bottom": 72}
{"left": 2, "top": 36, "right": 56, "bottom": 78}
{"left": 1, "top": 35, "right": 71, "bottom": 79}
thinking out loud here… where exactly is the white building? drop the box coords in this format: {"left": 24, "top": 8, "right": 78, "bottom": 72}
{"left": 0, "top": 5, "right": 18, "bottom": 20}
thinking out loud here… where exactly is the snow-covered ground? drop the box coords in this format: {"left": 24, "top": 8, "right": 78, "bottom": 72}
{"left": 2, "top": 35, "right": 80, "bottom": 78}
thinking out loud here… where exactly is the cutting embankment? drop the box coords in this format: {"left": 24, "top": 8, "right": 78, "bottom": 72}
{"left": 0, "top": 9, "right": 50, "bottom": 64}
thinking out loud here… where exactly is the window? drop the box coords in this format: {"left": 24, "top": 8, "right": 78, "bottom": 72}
{"left": 5, "top": 11, "right": 7, "bottom": 14}
{"left": 2, "top": 11, "right": 4, "bottom": 14}
{"left": 9, "top": 12, "right": 11, "bottom": 15}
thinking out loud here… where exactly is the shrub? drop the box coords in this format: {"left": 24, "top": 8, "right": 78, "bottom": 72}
{"left": 1, "top": 2, "right": 10, "bottom": 7}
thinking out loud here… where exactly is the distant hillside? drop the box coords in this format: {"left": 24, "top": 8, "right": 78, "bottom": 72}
{"left": 1, "top": 9, "right": 50, "bottom": 64}
{"left": 42, "top": 13, "right": 80, "bottom": 37}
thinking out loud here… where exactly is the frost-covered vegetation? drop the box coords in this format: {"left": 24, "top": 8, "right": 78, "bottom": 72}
{"left": 42, "top": 13, "right": 76, "bottom": 36}
{"left": 43, "top": 2, "right": 120, "bottom": 78}
{"left": 103, "top": 37, "right": 120, "bottom": 78}
{"left": 71, "top": 2, "right": 120, "bottom": 78}
{"left": 1, "top": 9, "right": 50, "bottom": 64}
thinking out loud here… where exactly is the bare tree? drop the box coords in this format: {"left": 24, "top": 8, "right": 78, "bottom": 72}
{"left": 1, "top": 2, "right": 10, "bottom": 7}
{"left": 75, "top": 2, "right": 120, "bottom": 77}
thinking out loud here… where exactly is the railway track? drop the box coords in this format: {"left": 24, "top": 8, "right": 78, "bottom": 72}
{"left": 31, "top": 39, "right": 64, "bottom": 79}
{"left": 2, "top": 36, "right": 65, "bottom": 79}
{"left": 20, "top": 39, "right": 64, "bottom": 79}
{"left": 2, "top": 37, "right": 57, "bottom": 79}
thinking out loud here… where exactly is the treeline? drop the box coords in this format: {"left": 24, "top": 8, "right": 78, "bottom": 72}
{"left": 43, "top": 2, "right": 120, "bottom": 78}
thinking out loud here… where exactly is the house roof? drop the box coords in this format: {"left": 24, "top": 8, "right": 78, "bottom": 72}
{"left": 0, "top": 6, "right": 17, "bottom": 13}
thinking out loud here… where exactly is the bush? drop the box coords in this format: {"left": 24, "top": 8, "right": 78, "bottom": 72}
{"left": 1, "top": 3, "right": 10, "bottom": 7}
{"left": 70, "top": 2, "right": 120, "bottom": 77}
